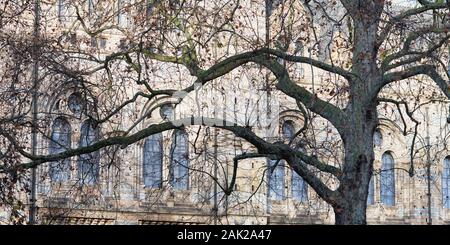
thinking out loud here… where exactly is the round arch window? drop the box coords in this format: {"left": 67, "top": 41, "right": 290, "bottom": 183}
{"left": 373, "top": 129, "right": 383, "bottom": 148}
{"left": 282, "top": 120, "right": 295, "bottom": 141}
{"left": 67, "top": 92, "right": 83, "bottom": 115}
{"left": 160, "top": 104, "right": 174, "bottom": 120}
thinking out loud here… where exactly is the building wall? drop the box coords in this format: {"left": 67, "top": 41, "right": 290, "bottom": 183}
{"left": 1, "top": 0, "right": 449, "bottom": 225}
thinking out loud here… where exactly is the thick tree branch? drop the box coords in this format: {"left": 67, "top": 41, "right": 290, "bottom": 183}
{"left": 382, "top": 64, "right": 450, "bottom": 99}
{"left": 257, "top": 48, "right": 355, "bottom": 80}
{"left": 251, "top": 56, "right": 347, "bottom": 134}
{"left": 381, "top": 26, "right": 450, "bottom": 70}
{"left": 376, "top": 2, "right": 448, "bottom": 48}
{"left": 382, "top": 35, "right": 450, "bottom": 71}
{"left": 378, "top": 97, "right": 421, "bottom": 177}
{"left": 1, "top": 116, "right": 340, "bottom": 203}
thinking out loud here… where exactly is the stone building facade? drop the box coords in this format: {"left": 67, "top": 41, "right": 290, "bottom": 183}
{"left": 0, "top": 0, "right": 449, "bottom": 225}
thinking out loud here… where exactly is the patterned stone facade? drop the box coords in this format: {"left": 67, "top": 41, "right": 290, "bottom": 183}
{"left": 0, "top": 0, "right": 449, "bottom": 225}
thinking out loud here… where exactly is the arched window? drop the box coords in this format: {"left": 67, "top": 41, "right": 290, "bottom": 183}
{"left": 281, "top": 121, "right": 308, "bottom": 202}
{"left": 268, "top": 159, "right": 285, "bottom": 200}
{"left": 292, "top": 169, "right": 307, "bottom": 202}
{"left": 169, "top": 0, "right": 181, "bottom": 9}
{"left": 57, "top": 0, "right": 64, "bottom": 16}
{"left": 143, "top": 133, "right": 163, "bottom": 188}
{"left": 117, "top": 0, "right": 123, "bottom": 24}
{"left": 57, "top": 0, "right": 66, "bottom": 20}
{"left": 282, "top": 120, "right": 295, "bottom": 141}
{"left": 169, "top": 129, "right": 189, "bottom": 190}
{"left": 367, "top": 176, "right": 375, "bottom": 205}
{"left": 380, "top": 152, "right": 395, "bottom": 206}
{"left": 48, "top": 117, "right": 71, "bottom": 182}
{"left": 373, "top": 129, "right": 382, "bottom": 148}
{"left": 442, "top": 156, "right": 450, "bottom": 208}
{"left": 77, "top": 120, "right": 100, "bottom": 185}
{"left": 267, "top": 0, "right": 282, "bottom": 16}
{"left": 68, "top": 92, "right": 83, "bottom": 115}
{"left": 146, "top": 0, "right": 155, "bottom": 17}
{"left": 160, "top": 104, "right": 173, "bottom": 121}
{"left": 291, "top": 147, "right": 308, "bottom": 202}
{"left": 87, "top": 0, "right": 94, "bottom": 16}
{"left": 118, "top": 0, "right": 130, "bottom": 25}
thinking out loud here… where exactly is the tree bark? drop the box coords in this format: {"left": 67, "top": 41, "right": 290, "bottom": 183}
{"left": 333, "top": 152, "right": 373, "bottom": 224}
{"left": 329, "top": 79, "right": 378, "bottom": 224}
{"left": 334, "top": 200, "right": 367, "bottom": 225}
{"left": 328, "top": 5, "right": 383, "bottom": 224}
{"left": 333, "top": 122, "right": 376, "bottom": 225}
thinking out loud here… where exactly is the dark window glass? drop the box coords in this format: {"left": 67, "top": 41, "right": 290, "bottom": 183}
{"left": 169, "top": 129, "right": 189, "bottom": 190}
{"left": 373, "top": 129, "right": 382, "bottom": 148}
{"left": 143, "top": 133, "right": 163, "bottom": 188}
{"left": 380, "top": 152, "right": 395, "bottom": 206}
{"left": 77, "top": 120, "right": 100, "bottom": 185}
{"left": 68, "top": 92, "right": 83, "bottom": 115}
{"left": 443, "top": 157, "right": 450, "bottom": 208}
{"left": 268, "top": 159, "right": 285, "bottom": 200}
{"left": 282, "top": 120, "right": 295, "bottom": 141}
{"left": 49, "top": 117, "right": 71, "bottom": 182}
{"left": 160, "top": 104, "right": 173, "bottom": 120}
{"left": 367, "top": 176, "right": 375, "bottom": 205}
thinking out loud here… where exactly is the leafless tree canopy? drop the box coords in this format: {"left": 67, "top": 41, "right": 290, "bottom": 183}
{"left": 0, "top": 0, "right": 449, "bottom": 224}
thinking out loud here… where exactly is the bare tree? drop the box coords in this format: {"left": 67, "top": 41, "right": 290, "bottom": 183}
{"left": 0, "top": 0, "right": 449, "bottom": 225}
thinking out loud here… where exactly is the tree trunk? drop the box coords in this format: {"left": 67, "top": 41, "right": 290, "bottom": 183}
{"left": 333, "top": 131, "right": 375, "bottom": 225}
{"left": 334, "top": 199, "right": 367, "bottom": 225}
{"left": 330, "top": 9, "right": 382, "bottom": 223}
{"left": 333, "top": 152, "right": 373, "bottom": 225}
{"left": 332, "top": 100, "right": 378, "bottom": 225}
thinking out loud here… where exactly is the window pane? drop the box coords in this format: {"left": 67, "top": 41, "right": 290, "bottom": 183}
{"left": 117, "top": 0, "right": 130, "bottom": 27}
{"left": 282, "top": 121, "right": 295, "bottom": 141}
{"left": 160, "top": 104, "right": 173, "bottom": 120}
{"left": 268, "top": 159, "right": 285, "bottom": 200}
{"left": 143, "top": 133, "right": 163, "bottom": 188}
{"left": 373, "top": 129, "right": 382, "bottom": 148}
{"left": 146, "top": 0, "right": 155, "bottom": 17}
{"left": 291, "top": 147, "right": 307, "bottom": 202}
{"left": 367, "top": 176, "right": 374, "bottom": 205}
{"left": 77, "top": 120, "right": 99, "bottom": 185}
{"left": 49, "top": 117, "right": 71, "bottom": 182}
{"left": 292, "top": 169, "right": 307, "bottom": 202}
{"left": 67, "top": 92, "right": 83, "bottom": 115}
{"left": 380, "top": 152, "right": 395, "bottom": 206}
{"left": 443, "top": 157, "right": 450, "bottom": 208}
{"left": 87, "top": 0, "right": 94, "bottom": 16}
{"left": 169, "top": 129, "right": 189, "bottom": 190}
